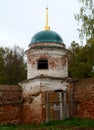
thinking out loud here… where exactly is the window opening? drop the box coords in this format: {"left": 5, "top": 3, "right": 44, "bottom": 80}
{"left": 38, "top": 59, "right": 48, "bottom": 69}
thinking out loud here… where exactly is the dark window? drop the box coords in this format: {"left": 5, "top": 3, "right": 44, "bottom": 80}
{"left": 38, "top": 59, "right": 48, "bottom": 69}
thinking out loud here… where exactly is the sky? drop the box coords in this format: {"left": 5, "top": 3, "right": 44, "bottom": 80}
{"left": 0, "top": 0, "right": 81, "bottom": 49}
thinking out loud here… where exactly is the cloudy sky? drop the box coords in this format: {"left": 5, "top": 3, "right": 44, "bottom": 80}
{"left": 0, "top": 0, "right": 81, "bottom": 49}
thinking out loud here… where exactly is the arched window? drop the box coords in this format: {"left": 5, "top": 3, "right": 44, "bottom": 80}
{"left": 37, "top": 59, "right": 48, "bottom": 70}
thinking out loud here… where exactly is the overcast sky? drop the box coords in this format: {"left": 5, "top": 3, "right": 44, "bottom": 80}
{"left": 0, "top": 0, "right": 81, "bottom": 49}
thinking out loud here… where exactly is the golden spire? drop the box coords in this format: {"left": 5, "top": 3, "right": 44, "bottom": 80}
{"left": 44, "top": 6, "right": 50, "bottom": 30}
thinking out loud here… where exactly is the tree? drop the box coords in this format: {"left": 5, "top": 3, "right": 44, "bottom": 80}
{"left": 68, "top": 41, "right": 94, "bottom": 79}
{"left": 0, "top": 46, "right": 27, "bottom": 85}
{"left": 69, "top": 0, "right": 94, "bottom": 79}
{"left": 75, "top": 0, "right": 94, "bottom": 42}
{"left": 0, "top": 47, "right": 7, "bottom": 84}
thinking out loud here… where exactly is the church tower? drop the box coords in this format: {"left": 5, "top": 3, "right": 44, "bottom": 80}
{"left": 26, "top": 7, "right": 68, "bottom": 79}
{"left": 19, "top": 7, "right": 74, "bottom": 124}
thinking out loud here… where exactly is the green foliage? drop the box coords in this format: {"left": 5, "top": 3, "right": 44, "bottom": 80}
{"left": 73, "top": 0, "right": 94, "bottom": 79}
{"left": 0, "top": 118, "right": 94, "bottom": 130}
{"left": 75, "top": 0, "right": 94, "bottom": 42}
{"left": 68, "top": 41, "right": 94, "bottom": 79}
{"left": 0, "top": 46, "right": 26, "bottom": 85}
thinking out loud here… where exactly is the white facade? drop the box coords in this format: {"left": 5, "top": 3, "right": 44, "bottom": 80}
{"left": 19, "top": 31, "right": 72, "bottom": 123}
{"left": 26, "top": 42, "right": 68, "bottom": 80}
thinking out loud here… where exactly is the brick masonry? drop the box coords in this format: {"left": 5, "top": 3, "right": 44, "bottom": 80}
{"left": 0, "top": 78, "right": 94, "bottom": 125}
{"left": 0, "top": 85, "right": 22, "bottom": 125}
{"left": 74, "top": 78, "right": 94, "bottom": 119}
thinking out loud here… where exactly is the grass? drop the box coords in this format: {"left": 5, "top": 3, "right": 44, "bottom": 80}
{"left": 0, "top": 118, "right": 94, "bottom": 130}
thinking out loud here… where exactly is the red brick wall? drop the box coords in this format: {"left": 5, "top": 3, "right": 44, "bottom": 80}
{"left": 0, "top": 78, "right": 94, "bottom": 125}
{"left": 20, "top": 92, "right": 45, "bottom": 124}
{"left": 74, "top": 78, "right": 94, "bottom": 119}
{"left": 0, "top": 85, "right": 22, "bottom": 125}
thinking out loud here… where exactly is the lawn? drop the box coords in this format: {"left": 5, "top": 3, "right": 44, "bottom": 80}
{"left": 0, "top": 118, "right": 94, "bottom": 130}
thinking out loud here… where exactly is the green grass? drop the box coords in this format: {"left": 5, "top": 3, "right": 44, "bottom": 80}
{"left": 0, "top": 118, "right": 94, "bottom": 130}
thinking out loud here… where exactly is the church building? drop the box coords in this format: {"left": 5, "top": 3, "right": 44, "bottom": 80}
{"left": 0, "top": 7, "right": 94, "bottom": 125}
{"left": 19, "top": 7, "right": 76, "bottom": 124}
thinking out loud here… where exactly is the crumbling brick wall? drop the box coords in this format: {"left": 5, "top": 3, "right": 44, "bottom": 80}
{"left": 0, "top": 85, "right": 22, "bottom": 125}
{"left": 74, "top": 78, "right": 94, "bottom": 119}
{"left": 0, "top": 78, "right": 94, "bottom": 125}
{"left": 20, "top": 92, "right": 45, "bottom": 124}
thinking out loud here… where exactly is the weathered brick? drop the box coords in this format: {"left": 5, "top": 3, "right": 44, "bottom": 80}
{"left": 74, "top": 78, "right": 94, "bottom": 119}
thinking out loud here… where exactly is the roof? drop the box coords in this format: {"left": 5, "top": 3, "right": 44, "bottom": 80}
{"left": 19, "top": 74, "right": 77, "bottom": 84}
{"left": 29, "top": 30, "right": 64, "bottom": 45}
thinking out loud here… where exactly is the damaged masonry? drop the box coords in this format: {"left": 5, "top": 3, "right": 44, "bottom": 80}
{"left": 19, "top": 7, "right": 76, "bottom": 124}
{"left": 0, "top": 7, "right": 94, "bottom": 125}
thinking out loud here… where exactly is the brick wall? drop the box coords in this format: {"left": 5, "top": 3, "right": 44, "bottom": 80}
{"left": 0, "top": 78, "right": 94, "bottom": 125}
{"left": 21, "top": 94, "right": 43, "bottom": 124}
{"left": 74, "top": 78, "right": 94, "bottom": 119}
{"left": 0, "top": 85, "right": 22, "bottom": 125}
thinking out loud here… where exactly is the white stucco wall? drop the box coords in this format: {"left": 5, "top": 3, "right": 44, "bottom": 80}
{"left": 27, "top": 47, "right": 68, "bottom": 79}
{"left": 20, "top": 78, "right": 68, "bottom": 95}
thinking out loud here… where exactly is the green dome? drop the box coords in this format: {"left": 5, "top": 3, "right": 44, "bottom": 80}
{"left": 30, "top": 30, "right": 64, "bottom": 44}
